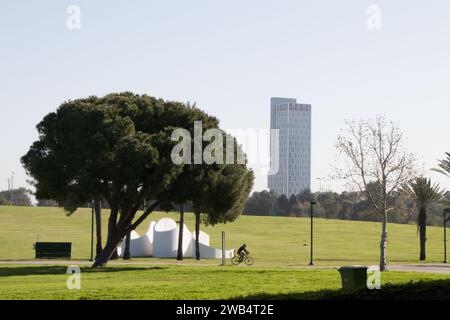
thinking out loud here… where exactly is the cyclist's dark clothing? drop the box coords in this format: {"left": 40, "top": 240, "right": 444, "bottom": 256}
{"left": 237, "top": 246, "right": 248, "bottom": 257}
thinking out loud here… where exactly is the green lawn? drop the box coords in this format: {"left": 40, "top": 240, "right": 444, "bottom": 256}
{"left": 0, "top": 205, "right": 446, "bottom": 266}
{"left": 1, "top": 206, "right": 449, "bottom": 300}
{"left": 0, "top": 264, "right": 448, "bottom": 300}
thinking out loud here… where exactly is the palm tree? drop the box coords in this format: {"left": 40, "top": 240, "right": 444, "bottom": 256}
{"left": 434, "top": 152, "right": 450, "bottom": 178}
{"left": 403, "top": 177, "right": 445, "bottom": 260}
{"left": 434, "top": 152, "right": 450, "bottom": 221}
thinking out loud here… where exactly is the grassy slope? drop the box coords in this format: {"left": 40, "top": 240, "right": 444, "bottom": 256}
{"left": 0, "top": 264, "right": 448, "bottom": 300}
{"left": 0, "top": 206, "right": 446, "bottom": 265}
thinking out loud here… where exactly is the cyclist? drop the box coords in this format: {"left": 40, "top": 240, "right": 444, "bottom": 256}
{"left": 237, "top": 244, "right": 249, "bottom": 262}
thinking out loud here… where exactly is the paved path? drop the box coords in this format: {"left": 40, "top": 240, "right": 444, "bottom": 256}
{"left": 0, "top": 260, "right": 214, "bottom": 267}
{"left": 387, "top": 264, "right": 450, "bottom": 274}
{"left": 1, "top": 260, "right": 450, "bottom": 274}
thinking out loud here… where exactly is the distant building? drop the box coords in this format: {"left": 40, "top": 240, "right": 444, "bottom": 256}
{"left": 268, "top": 97, "right": 311, "bottom": 197}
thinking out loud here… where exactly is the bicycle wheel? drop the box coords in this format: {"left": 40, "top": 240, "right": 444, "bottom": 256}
{"left": 244, "top": 256, "right": 254, "bottom": 266}
{"left": 231, "top": 256, "right": 241, "bottom": 265}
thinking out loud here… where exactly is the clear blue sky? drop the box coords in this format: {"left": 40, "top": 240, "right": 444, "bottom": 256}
{"left": 1, "top": 1, "right": 449, "bottom": 194}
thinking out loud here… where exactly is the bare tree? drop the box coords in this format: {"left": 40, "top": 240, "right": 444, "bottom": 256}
{"left": 336, "top": 116, "right": 415, "bottom": 271}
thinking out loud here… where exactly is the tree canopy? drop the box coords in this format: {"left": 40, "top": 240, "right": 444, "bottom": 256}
{"left": 0, "top": 188, "right": 32, "bottom": 206}
{"left": 22, "top": 92, "right": 254, "bottom": 267}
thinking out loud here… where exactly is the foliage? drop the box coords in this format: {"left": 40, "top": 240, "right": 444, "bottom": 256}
{"left": 0, "top": 188, "right": 32, "bottom": 206}
{"left": 402, "top": 177, "right": 445, "bottom": 260}
{"left": 21, "top": 92, "right": 253, "bottom": 267}
{"left": 434, "top": 152, "right": 450, "bottom": 179}
{"left": 244, "top": 189, "right": 449, "bottom": 226}
{"left": 402, "top": 177, "right": 445, "bottom": 213}
{"left": 244, "top": 190, "right": 280, "bottom": 216}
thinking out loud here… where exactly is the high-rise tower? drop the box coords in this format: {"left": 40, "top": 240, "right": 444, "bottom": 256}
{"left": 268, "top": 97, "right": 311, "bottom": 196}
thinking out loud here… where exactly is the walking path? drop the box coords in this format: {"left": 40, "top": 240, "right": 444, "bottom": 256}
{"left": 0, "top": 260, "right": 211, "bottom": 267}
{"left": 387, "top": 264, "right": 450, "bottom": 274}
{"left": 1, "top": 260, "right": 450, "bottom": 274}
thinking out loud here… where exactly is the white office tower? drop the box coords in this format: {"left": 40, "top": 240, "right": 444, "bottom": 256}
{"left": 268, "top": 97, "right": 311, "bottom": 197}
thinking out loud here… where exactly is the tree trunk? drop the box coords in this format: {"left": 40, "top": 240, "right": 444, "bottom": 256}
{"left": 195, "top": 210, "right": 200, "bottom": 260}
{"left": 91, "top": 235, "right": 122, "bottom": 268}
{"left": 177, "top": 204, "right": 185, "bottom": 261}
{"left": 379, "top": 211, "right": 388, "bottom": 271}
{"left": 123, "top": 231, "right": 131, "bottom": 260}
{"left": 418, "top": 207, "right": 427, "bottom": 261}
{"left": 106, "top": 207, "right": 119, "bottom": 260}
{"left": 110, "top": 247, "right": 119, "bottom": 260}
{"left": 92, "top": 218, "right": 131, "bottom": 267}
{"left": 92, "top": 216, "right": 131, "bottom": 268}
{"left": 92, "top": 203, "right": 160, "bottom": 268}
{"left": 94, "top": 199, "right": 102, "bottom": 258}
{"left": 92, "top": 211, "right": 124, "bottom": 268}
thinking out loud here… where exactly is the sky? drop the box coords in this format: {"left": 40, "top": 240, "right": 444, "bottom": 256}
{"left": 1, "top": 0, "right": 449, "bottom": 195}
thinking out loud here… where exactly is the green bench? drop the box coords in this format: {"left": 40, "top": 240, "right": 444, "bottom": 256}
{"left": 34, "top": 242, "right": 72, "bottom": 259}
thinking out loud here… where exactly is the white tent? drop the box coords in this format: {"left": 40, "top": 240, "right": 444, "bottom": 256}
{"left": 118, "top": 218, "right": 234, "bottom": 259}
{"left": 153, "top": 218, "right": 178, "bottom": 258}
{"left": 117, "top": 221, "right": 155, "bottom": 257}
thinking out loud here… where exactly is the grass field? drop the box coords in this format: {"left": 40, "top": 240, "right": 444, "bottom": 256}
{"left": 1, "top": 206, "right": 449, "bottom": 300}
{"left": 0, "top": 264, "right": 449, "bottom": 300}
{"left": 0, "top": 205, "right": 446, "bottom": 265}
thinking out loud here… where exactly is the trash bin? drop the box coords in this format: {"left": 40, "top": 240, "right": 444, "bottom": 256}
{"left": 338, "top": 266, "right": 368, "bottom": 291}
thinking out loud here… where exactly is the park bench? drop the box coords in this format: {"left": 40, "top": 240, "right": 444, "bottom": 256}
{"left": 34, "top": 242, "right": 72, "bottom": 259}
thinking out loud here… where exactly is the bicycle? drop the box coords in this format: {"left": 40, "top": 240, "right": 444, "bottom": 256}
{"left": 231, "top": 251, "right": 254, "bottom": 266}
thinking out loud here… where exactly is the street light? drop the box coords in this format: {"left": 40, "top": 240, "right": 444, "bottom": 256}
{"left": 90, "top": 200, "right": 94, "bottom": 262}
{"left": 309, "top": 201, "right": 317, "bottom": 266}
{"left": 10, "top": 172, "right": 14, "bottom": 206}
{"left": 444, "top": 208, "right": 449, "bottom": 264}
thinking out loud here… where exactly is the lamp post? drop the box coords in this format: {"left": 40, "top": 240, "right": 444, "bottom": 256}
{"left": 10, "top": 172, "right": 14, "bottom": 206}
{"left": 90, "top": 200, "right": 94, "bottom": 262}
{"left": 221, "top": 231, "right": 226, "bottom": 266}
{"left": 444, "top": 208, "right": 449, "bottom": 264}
{"left": 309, "top": 201, "right": 317, "bottom": 266}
